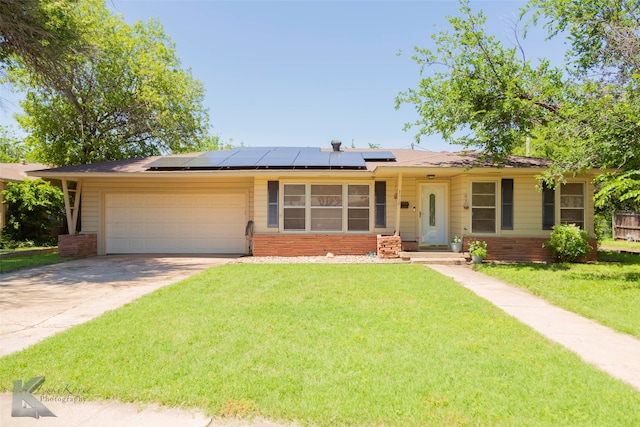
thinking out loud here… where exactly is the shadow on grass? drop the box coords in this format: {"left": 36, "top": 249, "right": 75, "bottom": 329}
{"left": 597, "top": 250, "right": 640, "bottom": 265}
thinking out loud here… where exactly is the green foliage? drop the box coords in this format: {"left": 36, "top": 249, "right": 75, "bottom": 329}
{"left": 0, "top": 127, "right": 29, "bottom": 163}
{"left": 468, "top": 239, "right": 487, "bottom": 257}
{"left": 8, "top": 0, "right": 209, "bottom": 166}
{"left": 594, "top": 170, "right": 640, "bottom": 211}
{"left": 398, "top": 0, "right": 640, "bottom": 205}
{"left": 1, "top": 178, "right": 64, "bottom": 244}
{"left": 544, "top": 224, "right": 592, "bottom": 262}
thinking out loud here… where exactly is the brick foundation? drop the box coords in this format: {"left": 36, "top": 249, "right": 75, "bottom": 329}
{"left": 377, "top": 235, "right": 402, "bottom": 259}
{"left": 462, "top": 236, "right": 598, "bottom": 262}
{"left": 252, "top": 234, "right": 377, "bottom": 257}
{"left": 58, "top": 234, "right": 97, "bottom": 258}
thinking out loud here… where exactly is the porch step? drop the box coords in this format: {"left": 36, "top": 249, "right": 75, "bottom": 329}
{"left": 399, "top": 251, "right": 468, "bottom": 265}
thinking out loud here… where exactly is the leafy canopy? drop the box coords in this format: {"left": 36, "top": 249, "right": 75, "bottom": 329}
{"left": 7, "top": 0, "right": 210, "bottom": 166}
{"left": 397, "top": 0, "right": 640, "bottom": 208}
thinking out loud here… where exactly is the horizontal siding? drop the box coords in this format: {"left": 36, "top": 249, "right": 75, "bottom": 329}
{"left": 398, "top": 177, "right": 417, "bottom": 241}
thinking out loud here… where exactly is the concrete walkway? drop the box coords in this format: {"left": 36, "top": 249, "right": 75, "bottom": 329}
{"left": 429, "top": 264, "right": 640, "bottom": 392}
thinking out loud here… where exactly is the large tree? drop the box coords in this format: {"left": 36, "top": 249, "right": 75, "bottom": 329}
{"left": 0, "top": 0, "right": 81, "bottom": 77}
{"left": 7, "top": 0, "right": 210, "bottom": 166}
{"left": 397, "top": 0, "right": 640, "bottom": 207}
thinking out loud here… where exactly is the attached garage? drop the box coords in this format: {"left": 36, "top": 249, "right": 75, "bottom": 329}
{"left": 105, "top": 192, "right": 248, "bottom": 254}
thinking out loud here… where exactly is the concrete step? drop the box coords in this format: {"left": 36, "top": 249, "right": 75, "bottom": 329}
{"left": 409, "top": 257, "right": 468, "bottom": 265}
{"left": 399, "top": 251, "right": 466, "bottom": 260}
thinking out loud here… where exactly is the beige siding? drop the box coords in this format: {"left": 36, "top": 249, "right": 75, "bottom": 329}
{"left": 398, "top": 177, "right": 417, "bottom": 241}
{"left": 449, "top": 175, "right": 465, "bottom": 240}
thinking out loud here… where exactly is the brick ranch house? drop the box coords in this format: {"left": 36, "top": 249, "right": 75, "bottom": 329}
{"left": 29, "top": 144, "right": 598, "bottom": 261}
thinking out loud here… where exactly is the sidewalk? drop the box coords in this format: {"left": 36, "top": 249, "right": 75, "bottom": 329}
{"left": 428, "top": 264, "right": 640, "bottom": 392}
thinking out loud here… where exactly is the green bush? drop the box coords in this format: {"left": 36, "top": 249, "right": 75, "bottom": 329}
{"left": 544, "top": 224, "right": 592, "bottom": 263}
{"left": 1, "top": 178, "right": 64, "bottom": 245}
{"left": 468, "top": 240, "right": 488, "bottom": 257}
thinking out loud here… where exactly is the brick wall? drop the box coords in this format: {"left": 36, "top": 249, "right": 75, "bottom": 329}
{"left": 58, "top": 234, "right": 97, "bottom": 258}
{"left": 462, "top": 236, "right": 598, "bottom": 262}
{"left": 252, "top": 234, "right": 377, "bottom": 257}
{"left": 377, "top": 235, "right": 402, "bottom": 259}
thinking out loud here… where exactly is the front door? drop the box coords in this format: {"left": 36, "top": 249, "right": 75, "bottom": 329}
{"left": 420, "top": 184, "right": 447, "bottom": 245}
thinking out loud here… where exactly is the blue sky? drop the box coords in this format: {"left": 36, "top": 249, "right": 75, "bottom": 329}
{"left": 0, "top": 0, "right": 565, "bottom": 152}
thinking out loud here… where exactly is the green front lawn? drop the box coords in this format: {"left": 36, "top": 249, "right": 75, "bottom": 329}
{"left": 600, "top": 238, "right": 640, "bottom": 251}
{"left": 1, "top": 264, "right": 638, "bottom": 426}
{"left": 0, "top": 251, "right": 68, "bottom": 274}
{"left": 477, "top": 251, "right": 640, "bottom": 338}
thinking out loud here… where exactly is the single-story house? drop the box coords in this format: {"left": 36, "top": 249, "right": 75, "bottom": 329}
{"left": 0, "top": 161, "right": 50, "bottom": 236}
{"left": 29, "top": 142, "right": 598, "bottom": 261}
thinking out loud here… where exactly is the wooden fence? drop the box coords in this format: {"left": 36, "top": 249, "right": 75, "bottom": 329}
{"left": 613, "top": 211, "right": 640, "bottom": 241}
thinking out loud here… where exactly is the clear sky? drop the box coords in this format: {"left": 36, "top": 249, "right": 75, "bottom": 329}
{"left": 0, "top": 0, "right": 565, "bottom": 152}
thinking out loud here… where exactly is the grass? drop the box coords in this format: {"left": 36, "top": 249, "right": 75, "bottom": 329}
{"left": 600, "top": 238, "right": 640, "bottom": 251}
{"left": 476, "top": 251, "right": 640, "bottom": 339}
{"left": 1, "top": 264, "right": 639, "bottom": 426}
{"left": 0, "top": 251, "right": 68, "bottom": 274}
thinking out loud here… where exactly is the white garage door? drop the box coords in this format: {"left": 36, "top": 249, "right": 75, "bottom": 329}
{"left": 105, "top": 193, "right": 247, "bottom": 254}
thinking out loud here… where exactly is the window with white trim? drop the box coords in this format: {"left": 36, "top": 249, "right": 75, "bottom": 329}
{"left": 283, "top": 184, "right": 305, "bottom": 230}
{"left": 310, "top": 184, "right": 343, "bottom": 231}
{"left": 471, "top": 182, "right": 496, "bottom": 233}
{"left": 281, "top": 183, "right": 371, "bottom": 232}
{"left": 347, "top": 184, "right": 370, "bottom": 231}
{"left": 560, "top": 183, "right": 585, "bottom": 229}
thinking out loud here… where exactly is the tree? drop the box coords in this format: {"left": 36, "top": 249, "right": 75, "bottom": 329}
{"left": 0, "top": 0, "right": 82, "bottom": 96}
{"left": 8, "top": 0, "right": 210, "bottom": 166}
{"left": 396, "top": 0, "right": 640, "bottom": 203}
{"left": 1, "top": 178, "right": 64, "bottom": 245}
{"left": 0, "top": 126, "right": 29, "bottom": 162}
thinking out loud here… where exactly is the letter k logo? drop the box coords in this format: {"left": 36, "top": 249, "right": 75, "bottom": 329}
{"left": 11, "top": 376, "right": 56, "bottom": 418}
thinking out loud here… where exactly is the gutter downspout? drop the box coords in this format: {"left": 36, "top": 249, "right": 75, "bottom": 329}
{"left": 395, "top": 173, "right": 402, "bottom": 236}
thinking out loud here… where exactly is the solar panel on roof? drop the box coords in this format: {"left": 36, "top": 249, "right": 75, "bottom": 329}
{"left": 146, "top": 147, "right": 390, "bottom": 170}
{"left": 329, "top": 152, "right": 366, "bottom": 168}
{"left": 292, "top": 149, "right": 331, "bottom": 167}
{"left": 361, "top": 151, "right": 396, "bottom": 161}
{"left": 146, "top": 157, "right": 194, "bottom": 169}
{"left": 256, "top": 148, "right": 300, "bottom": 167}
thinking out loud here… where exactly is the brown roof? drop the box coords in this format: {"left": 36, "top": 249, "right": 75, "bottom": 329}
{"left": 0, "top": 162, "right": 50, "bottom": 181}
{"left": 27, "top": 149, "right": 550, "bottom": 176}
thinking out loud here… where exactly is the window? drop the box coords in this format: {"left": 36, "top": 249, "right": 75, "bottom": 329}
{"left": 542, "top": 184, "right": 555, "bottom": 230}
{"left": 501, "top": 179, "right": 514, "bottom": 230}
{"left": 374, "top": 181, "right": 386, "bottom": 228}
{"left": 471, "top": 182, "right": 496, "bottom": 233}
{"left": 310, "top": 184, "right": 342, "bottom": 231}
{"left": 348, "top": 185, "right": 370, "bottom": 231}
{"left": 267, "top": 181, "right": 278, "bottom": 228}
{"left": 429, "top": 193, "right": 436, "bottom": 226}
{"left": 283, "top": 184, "right": 305, "bottom": 230}
{"left": 560, "top": 183, "right": 585, "bottom": 229}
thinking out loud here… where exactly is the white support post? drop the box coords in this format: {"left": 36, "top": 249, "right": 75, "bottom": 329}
{"left": 61, "top": 179, "right": 73, "bottom": 235}
{"left": 394, "top": 173, "right": 403, "bottom": 237}
{"left": 61, "top": 179, "right": 82, "bottom": 235}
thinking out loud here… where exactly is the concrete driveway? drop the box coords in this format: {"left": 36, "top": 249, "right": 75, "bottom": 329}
{"left": 0, "top": 255, "right": 236, "bottom": 357}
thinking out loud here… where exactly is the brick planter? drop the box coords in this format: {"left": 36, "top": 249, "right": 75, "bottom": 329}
{"left": 58, "top": 234, "right": 97, "bottom": 258}
{"left": 462, "top": 236, "right": 597, "bottom": 262}
{"left": 377, "top": 235, "right": 402, "bottom": 259}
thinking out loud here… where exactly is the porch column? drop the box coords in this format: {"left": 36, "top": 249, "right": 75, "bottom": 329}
{"left": 61, "top": 178, "right": 82, "bottom": 234}
{"left": 394, "top": 173, "right": 403, "bottom": 236}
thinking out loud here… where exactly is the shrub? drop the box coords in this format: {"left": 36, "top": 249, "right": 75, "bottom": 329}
{"left": 1, "top": 178, "right": 64, "bottom": 245}
{"left": 468, "top": 240, "right": 488, "bottom": 257}
{"left": 544, "top": 224, "right": 592, "bottom": 263}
